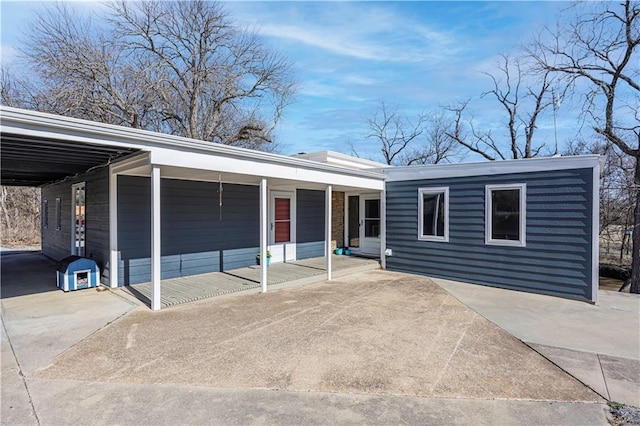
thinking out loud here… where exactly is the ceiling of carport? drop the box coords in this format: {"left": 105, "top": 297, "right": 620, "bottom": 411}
{"left": 1, "top": 133, "right": 139, "bottom": 186}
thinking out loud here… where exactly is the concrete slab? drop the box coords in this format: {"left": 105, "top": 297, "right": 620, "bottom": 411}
{"left": 530, "top": 343, "right": 609, "bottom": 399}
{"left": 26, "top": 378, "right": 609, "bottom": 426}
{"left": 2, "top": 289, "right": 138, "bottom": 373}
{"left": 432, "top": 278, "right": 640, "bottom": 360}
{"left": 1, "top": 318, "right": 37, "bottom": 425}
{"left": 599, "top": 354, "right": 640, "bottom": 407}
{"left": 432, "top": 277, "right": 640, "bottom": 407}
{"left": 34, "top": 271, "right": 601, "bottom": 403}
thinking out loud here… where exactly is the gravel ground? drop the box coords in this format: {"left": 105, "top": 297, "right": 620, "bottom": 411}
{"left": 609, "top": 403, "right": 640, "bottom": 426}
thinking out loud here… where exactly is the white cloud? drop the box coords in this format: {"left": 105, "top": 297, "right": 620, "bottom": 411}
{"left": 0, "top": 44, "right": 18, "bottom": 67}
{"left": 231, "top": 2, "right": 461, "bottom": 64}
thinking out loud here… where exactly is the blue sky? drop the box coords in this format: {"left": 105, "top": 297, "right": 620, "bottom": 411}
{"left": 1, "top": 1, "right": 575, "bottom": 162}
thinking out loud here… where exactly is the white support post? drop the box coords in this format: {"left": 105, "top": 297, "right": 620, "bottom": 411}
{"left": 151, "top": 165, "right": 161, "bottom": 311}
{"left": 325, "top": 185, "right": 332, "bottom": 280}
{"left": 109, "top": 167, "right": 119, "bottom": 288}
{"left": 380, "top": 187, "right": 387, "bottom": 270}
{"left": 260, "top": 178, "right": 268, "bottom": 293}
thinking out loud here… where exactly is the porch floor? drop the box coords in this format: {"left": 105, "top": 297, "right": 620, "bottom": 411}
{"left": 122, "top": 254, "right": 379, "bottom": 308}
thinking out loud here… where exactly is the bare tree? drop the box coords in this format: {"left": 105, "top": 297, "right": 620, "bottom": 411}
{"left": 445, "top": 55, "right": 556, "bottom": 160}
{"left": 528, "top": 0, "right": 639, "bottom": 293}
{"left": 400, "top": 111, "right": 462, "bottom": 165}
{"left": 17, "top": 0, "right": 295, "bottom": 149}
{"left": 363, "top": 102, "right": 459, "bottom": 165}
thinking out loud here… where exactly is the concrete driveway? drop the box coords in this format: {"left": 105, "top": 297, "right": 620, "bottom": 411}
{"left": 434, "top": 277, "right": 640, "bottom": 407}
{"left": 2, "top": 252, "right": 609, "bottom": 424}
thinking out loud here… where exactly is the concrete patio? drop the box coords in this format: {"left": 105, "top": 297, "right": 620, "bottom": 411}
{"left": 122, "top": 254, "right": 380, "bottom": 308}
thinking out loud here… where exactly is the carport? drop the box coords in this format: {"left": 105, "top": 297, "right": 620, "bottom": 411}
{"left": 0, "top": 107, "right": 386, "bottom": 310}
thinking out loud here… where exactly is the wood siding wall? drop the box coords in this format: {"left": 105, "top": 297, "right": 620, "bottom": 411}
{"left": 116, "top": 180, "right": 328, "bottom": 285}
{"left": 385, "top": 168, "right": 595, "bottom": 301}
{"left": 117, "top": 176, "right": 260, "bottom": 285}
{"left": 41, "top": 167, "right": 110, "bottom": 283}
{"left": 296, "top": 189, "right": 325, "bottom": 259}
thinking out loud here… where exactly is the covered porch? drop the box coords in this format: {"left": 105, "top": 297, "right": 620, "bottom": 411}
{"left": 110, "top": 145, "right": 386, "bottom": 311}
{"left": 122, "top": 254, "right": 379, "bottom": 308}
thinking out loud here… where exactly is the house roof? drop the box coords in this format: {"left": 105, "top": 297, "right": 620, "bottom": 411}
{"left": 0, "top": 107, "right": 385, "bottom": 188}
{"left": 291, "top": 150, "right": 387, "bottom": 170}
{"left": 384, "top": 155, "right": 603, "bottom": 182}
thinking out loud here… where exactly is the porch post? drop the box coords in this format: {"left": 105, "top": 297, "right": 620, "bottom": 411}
{"left": 151, "top": 165, "right": 161, "bottom": 311}
{"left": 109, "top": 167, "right": 118, "bottom": 288}
{"left": 325, "top": 185, "right": 332, "bottom": 280}
{"left": 380, "top": 187, "right": 386, "bottom": 269}
{"left": 260, "top": 178, "right": 268, "bottom": 293}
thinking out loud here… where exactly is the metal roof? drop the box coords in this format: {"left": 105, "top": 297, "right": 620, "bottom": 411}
{"left": 1, "top": 129, "right": 139, "bottom": 187}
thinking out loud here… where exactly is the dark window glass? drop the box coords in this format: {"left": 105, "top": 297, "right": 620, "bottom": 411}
{"left": 422, "top": 193, "right": 445, "bottom": 237}
{"left": 491, "top": 189, "right": 520, "bottom": 240}
{"left": 364, "top": 199, "right": 380, "bottom": 238}
{"left": 43, "top": 200, "right": 48, "bottom": 229}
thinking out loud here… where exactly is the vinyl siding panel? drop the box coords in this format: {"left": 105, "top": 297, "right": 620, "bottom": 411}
{"left": 117, "top": 176, "right": 259, "bottom": 285}
{"left": 295, "top": 189, "right": 325, "bottom": 260}
{"left": 41, "top": 167, "right": 110, "bottom": 284}
{"left": 385, "top": 168, "right": 595, "bottom": 301}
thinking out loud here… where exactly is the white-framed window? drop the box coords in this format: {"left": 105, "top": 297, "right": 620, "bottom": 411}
{"left": 43, "top": 199, "right": 49, "bottom": 229}
{"left": 485, "top": 183, "right": 526, "bottom": 247}
{"left": 418, "top": 187, "right": 449, "bottom": 242}
{"left": 55, "top": 198, "right": 62, "bottom": 231}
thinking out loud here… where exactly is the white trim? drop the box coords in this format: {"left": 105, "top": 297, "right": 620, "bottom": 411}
{"left": 485, "top": 183, "right": 526, "bottom": 247}
{"left": 260, "top": 178, "right": 268, "bottom": 293}
{"left": 151, "top": 165, "right": 161, "bottom": 311}
{"left": 109, "top": 168, "right": 118, "bottom": 288}
{"left": 360, "top": 193, "right": 381, "bottom": 255}
{"left": 591, "top": 165, "right": 600, "bottom": 304}
{"left": 380, "top": 187, "right": 386, "bottom": 269}
{"left": 325, "top": 185, "right": 332, "bottom": 280}
{"left": 417, "top": 187, "right": 449, "bottom": 242}
{"left": 343, "top": 192, "right": 349, "bottom": 251}
{"left": 55, "top": 197, "right": 62, "bottom": 231}
{"left": 71, "top": 182, "right": 86, "bottom": 256}
{"left": 292, "top": 150, "right": 388, "bottom": 169}
{"left": 269, "top": 191, "right": 296, "bottom": 262}
{"left": 42, "top": 199, "right": 48, "bottom": 229}
{"left": 0, "top": 107, "right": 384, "bottom": 183}
{"left": 384, "top": 155, "right": 602, "bottom": 182}
{"left": 110, "top": 152, "right": 150, "bottom": 174}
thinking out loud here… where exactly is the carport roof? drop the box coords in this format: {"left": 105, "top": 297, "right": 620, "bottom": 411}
{"left": 0, "top": 107, "right": 385, "bottom": 189}
{"left": 1, "top": 133, "right": 138, "bottom": 186}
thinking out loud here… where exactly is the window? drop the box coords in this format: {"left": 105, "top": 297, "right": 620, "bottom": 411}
{"left": 486, "top": 184, "right": 526, "bottom": 247}
{"left": 418, "top": 187, "right": 449, "bottom": 242}
{"left": 55, "top": 198, "right": 62, "bottom": 231}
{"left": 43, "top": 200, "right": 49, "bottom": 229}
{"left": 274, "top": 197, "right": 291, "bottom": 243}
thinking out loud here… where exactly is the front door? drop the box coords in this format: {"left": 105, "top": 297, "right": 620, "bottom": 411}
{"left": 71, "top": 182, "right": 86, "bottom": 256}
{"left": 360, "top": 194, "right": 381, "bottom": 255}
{"left": 269, "top": 191, "right": 295, "bottom": 262}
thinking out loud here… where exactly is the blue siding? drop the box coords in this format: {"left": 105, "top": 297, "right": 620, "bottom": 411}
{"left": 117, "top": 176, "right": 259, "bottom": 285}
{"left": 296, "top": 189, "right": 325, "bottom": 260}
{"left": 385, "top": 168, "right": 595, "bottom": 301}
{"left": 297, "top": 241, "right": 325, "bottom": 259}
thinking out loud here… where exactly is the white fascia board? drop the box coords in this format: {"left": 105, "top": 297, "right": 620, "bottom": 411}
{"left": 294, "top": 150, "right": 388, "bottom": 169}
{"left": 384, "top": 155, "right": 603, "bottom": 182}
{"left": 0, "top": 106, "right": 384, "bottom": 182}
{"left": 150, "top": 148, "right": 384, "bottom": 190}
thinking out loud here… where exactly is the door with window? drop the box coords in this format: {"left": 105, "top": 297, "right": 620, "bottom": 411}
{"left": 71, "top": 182, "right": 86, "bottom": 256}
{"left": 346, "top": 193, "right": 380, "bottom": 255}
{"left": 360, "top": 194, "right": 381, "bottom": 255}
{"left": 270, "top": 192, "right": 296, "bottom": 262}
